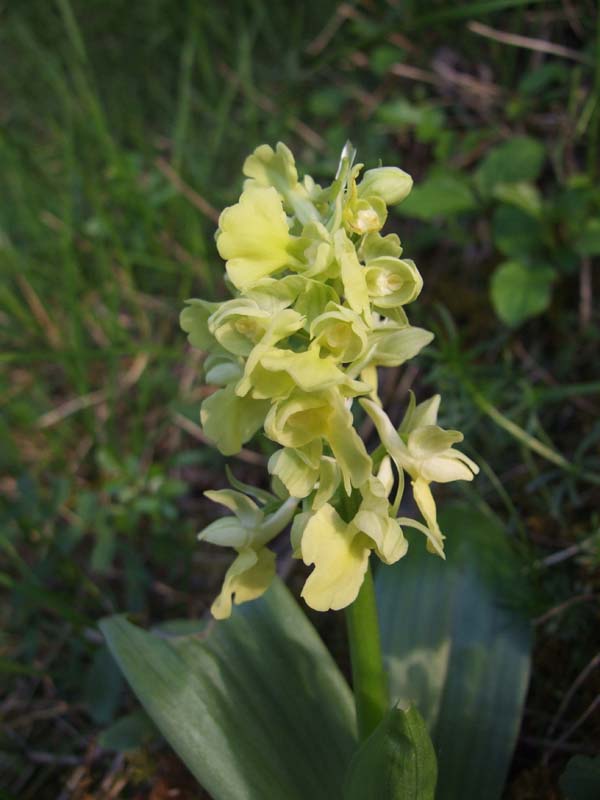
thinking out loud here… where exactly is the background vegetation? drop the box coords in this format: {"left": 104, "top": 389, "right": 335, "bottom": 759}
{"left": 1, "top": 0, "right": 599, "bottom": 797}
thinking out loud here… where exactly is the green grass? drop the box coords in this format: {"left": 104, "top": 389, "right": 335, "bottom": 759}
{"left": 1, "top": 0, "right": 599, "bottom": 796}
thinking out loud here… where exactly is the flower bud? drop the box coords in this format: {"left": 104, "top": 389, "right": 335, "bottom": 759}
{"left": 358, "top": 167, "right": 413, "bottom": 205}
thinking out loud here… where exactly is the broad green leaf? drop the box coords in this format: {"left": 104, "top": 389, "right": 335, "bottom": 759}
{"left": 343, "top": 704, "right": 437, "bottom": 800}
{"left": 490, "top": 260, "right": 555, "bottom": 326}
{"left": 83, "top": 645, "right": 123, "bottom": 725}
{"left": 397, "top": 173, "right": 475, "bottom": 219}
{"left": 560, "top": 756, "right": 600, "bottom": 800}
{"left": 98, "top": 710, "right": 157, "bottom": 752}
{"left": 492, "top": 183, "right": 542, "bottom": 219}
{"left": 492, "top": 205, "right": 545, "bottom": 257}
{"left": 476, "top": 136, "right": 545, "bottom": 194}
{"left": 376, "top": 505, "right": 532, "bottom": 800}
{"left": 101, "top": 578, "right": 356, "bottom": 800}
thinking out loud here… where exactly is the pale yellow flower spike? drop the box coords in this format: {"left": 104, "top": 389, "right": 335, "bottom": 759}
{"left": 186, "top": 141, "right": 477, "bottom": 619}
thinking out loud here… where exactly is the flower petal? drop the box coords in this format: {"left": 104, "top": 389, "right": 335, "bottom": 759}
{"left": 201, "top": 383, "right": 270, "bottom": 456}
{"left": 203, "top": 489, "right": 262, "bottom": 527}
{"left": 366, "top": 324, "right": 434, "bottom": 368}
{"left": 419, "top": 452, "right": 478, "bottom": 483}
{"left": 268, "top": 446, "right": 321, "bottom": 499}
{"left": 217, "top": 186, "right": 292, "bottom": 290}
{"left": 408, "top": 426, "right": 463, "bottom": 458}
{"left": 235, "top": 308, "right": 305, "bottom": 397}
{"left": 300, "top": 504, "right": 370, "bottom": 612}
{"left": 198, "top": 517, "right": 250, "bottom": 549}
{"left": 259, "top": 346, "right": 368, "bottom": 396}
{"left": 180, "top": 299, "right": 221, "bottom": 351}
{"left": 211, "top": 547, "right": 276, "bottom": 620}
{"left": 313, "top": 457, "right": 341, "bottom": 510}
{"left": 411, "top": 478, "right": 445, "bottom": 558}
{"left": 360, "top": 398, "right": 412, "bottom": 474}
{"left": 353, "top": 510, "right": 408, "bottom": 565}
{"left": 209, "top": 298, "right": 271, "bottom": 356}
{"left": 334, "top": 229, "right": 370, "bottom": 315}
{"left": 327, "top": 398, "right": 372, "bottom": 492}
{"left": 399, "top": 392, "right": 440, "bottom": 433}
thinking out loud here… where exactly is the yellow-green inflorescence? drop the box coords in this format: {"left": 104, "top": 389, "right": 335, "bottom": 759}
{"left": 181, "top": 142, "right": 479, "bottom": 619}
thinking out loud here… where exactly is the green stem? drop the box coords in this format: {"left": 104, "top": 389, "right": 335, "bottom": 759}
{"left": 345, "top": 563, "right": 388, "bottom": 741}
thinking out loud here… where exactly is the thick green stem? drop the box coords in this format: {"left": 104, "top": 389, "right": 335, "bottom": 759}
{"left": 345, "top": 563, "right": 388, "bottom": 741}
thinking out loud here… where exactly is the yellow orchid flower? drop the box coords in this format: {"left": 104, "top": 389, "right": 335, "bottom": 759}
{"left": 361, "top": 396, "right": 479, "bottom": 556}
{"left": 299, "top": 503, "right": 371, "bottom": 612}
{"left": 208, "top": 298, "right": 273, "bottom": 356}
{"left": 216, "top": 185, "right": 296, "bottom": 291}
{"left": 234, "top": 308, "right": 306, "bottom": 398}
{"left": 364, "top": 257, "right": 423, "bottom": 309}
{"left": 199, "top": 490, "right": 298, "bottom": 619}
{"left": 353, "top": 471, "right": 408, "bottom": 565}
{"left": 265, "top": 389, "right": 372, "bottom": 492}
{"left": 210, "top": 547, "right": 277, "bottom": 620}
{"left": 342, "top": 164, "right": 388, "bottom": 236}
{"left": 310, "top": 303, "right": 369, "bottom": 363}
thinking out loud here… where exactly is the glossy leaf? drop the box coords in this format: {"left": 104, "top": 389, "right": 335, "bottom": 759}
{"left": 376, "top": 504, "right": 532, "bottom": 800}
{"left": 101, "top": 578, "right": 356, "bottom": 800}
{"left": 343, "top": 704, "right": 437, "bottom": 800}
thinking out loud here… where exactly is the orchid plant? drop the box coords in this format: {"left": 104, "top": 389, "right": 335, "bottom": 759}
{"left": 102, "top": 143, "right": 531, "bottom": 800}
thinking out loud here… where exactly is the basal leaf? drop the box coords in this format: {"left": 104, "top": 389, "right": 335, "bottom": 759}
{"left": 376, "top": 504, "right": 532, "bottom": 800}
{"left": 101, "top": 578, "right": 356, "bottom": 800}
{"left": 343, "top": 704, "right": 437, "bottom": 800}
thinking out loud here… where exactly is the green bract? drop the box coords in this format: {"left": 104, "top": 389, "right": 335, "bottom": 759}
{"left": 182, "top": 142, "right": 477, "bottom": 616}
